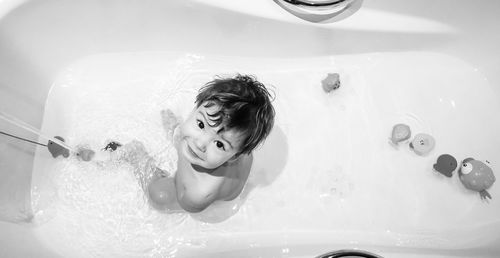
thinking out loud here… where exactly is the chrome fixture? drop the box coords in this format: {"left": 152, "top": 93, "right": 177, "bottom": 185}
{"left": 315, "top": 249, "right": 383, "bottom": 258}
{"left": 273, "top": 0, "right": 363, "bottom": 23}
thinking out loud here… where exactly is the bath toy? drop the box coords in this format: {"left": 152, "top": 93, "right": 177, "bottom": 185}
{"left": 459, "top": 158, "right": 496, "bottom": 200}
{"left": 389, "top": 123, "right": 411, "bottom": 146}
{"left": 322, "top": 73, "right": 341, "bottom": 93}
{"left": 76, "top": 147, "right": 95, "bottom": 162}
{"left": 148, "top": 176, "right": 176, "bottom": 210}
{"left": 103, "top": 141, "right": 122, "bottom": 152}
{"left": 409, "top": 133, "right": 435, "bottom": 156}
{"left": 47, "top": 136, "right": 70, "bottom": 158}
{"left": 433, "top": 154, "right": 457, "bottom": 177}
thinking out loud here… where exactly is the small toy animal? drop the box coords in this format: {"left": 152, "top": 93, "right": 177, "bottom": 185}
{"left": 409, "top": 133, "right": 435, "bottom": 156}
{"left": 459, "top": 158, "right": 496, "bottom": 200}
{"left": 76, "top": 147, "right": 95, "bottom": 162}
{"left": 103, "top": 141, "right": 122, "bottom": 151}
{"left": 433, "top": 154, "right": 457, "bottom": 177}
{"left": 389, "top": 123, "right": 411, "bottom": 146}
{"left": 47, "top": 136, "right": 70, "bottom": 158}
{"left": 322, "top": 73, "right": 341, "bottom": 93}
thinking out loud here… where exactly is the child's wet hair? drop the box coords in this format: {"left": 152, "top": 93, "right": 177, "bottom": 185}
{"left": 195, "top": 74, "right": 275, "bottom": 155}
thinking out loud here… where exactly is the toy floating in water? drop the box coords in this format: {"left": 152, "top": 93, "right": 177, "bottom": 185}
{"left": 433, "top": 154, "right": 457, "bottom": 177}
{"left": 148, "top": 176, "right": 177, "bottom": 210}
{"left": 103, "top": 141, "right": 122, "bottom": 151}
{"left": 76, "top": 146, "right": 95, "bottom": 161}
{"left": 47, "top": 136, "right": 70, "bottom": 158}
{"left": 409, "top": 133, "right": 435, "bottom": 156}
{"left": 389, "top": 123, "right": 411, "bottom": 146}
{"left": 459, "top": 158, "right": 496, "bottom": 200}
{"left": 321, "top": 73, "right": 341, "bottom": 93}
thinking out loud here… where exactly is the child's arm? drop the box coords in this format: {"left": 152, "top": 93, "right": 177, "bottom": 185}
{"left": 114, "top": 141, "right": 182, "bottom": 212}
{"left": 114, "top": 140, "right": 160, "bottom": 191}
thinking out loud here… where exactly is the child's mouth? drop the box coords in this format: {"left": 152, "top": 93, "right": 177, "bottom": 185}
{"left": 187, "top": 144, "right": 202, "bottom": 160}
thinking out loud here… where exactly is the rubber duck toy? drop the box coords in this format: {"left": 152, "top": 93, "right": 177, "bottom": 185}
{"left": 433, "top": 154, "right": 458, "bottom": 177}
{"left": 409, "top": 133, "right": 435, "bottom": 156}
{"left": 459, "top": 158, "right": 496, "bottom": 200}
{"left": 389, "top": 123, "right": 411, "bottom": 147}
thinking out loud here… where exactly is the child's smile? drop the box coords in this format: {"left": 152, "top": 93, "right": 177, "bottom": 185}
{"left": 186, "top": 143, "right": 202, "bottom": 160}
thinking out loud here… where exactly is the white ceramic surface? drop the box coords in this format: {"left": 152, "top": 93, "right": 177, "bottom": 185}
{"left": 1, "top": 0, "right": 500, "bottom": 257}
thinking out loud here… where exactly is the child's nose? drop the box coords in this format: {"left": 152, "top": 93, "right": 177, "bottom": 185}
{"left": 194, "top": 135, "right": 209, "bottom": 152}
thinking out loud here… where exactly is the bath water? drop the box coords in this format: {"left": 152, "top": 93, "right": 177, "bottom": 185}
{"left": 31, "top": 52, "right": 500, "bottom": 257}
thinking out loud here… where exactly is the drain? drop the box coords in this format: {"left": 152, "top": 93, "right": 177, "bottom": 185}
{"left": 316, "top": 249, "right": 383, "bottom": 258}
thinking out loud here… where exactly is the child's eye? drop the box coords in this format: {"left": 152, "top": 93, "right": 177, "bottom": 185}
{"left": 215, "top": 141, "right": 225, "bottom": 150}
{"left": 197, "top": 120, "right": 204, "bottom": 129}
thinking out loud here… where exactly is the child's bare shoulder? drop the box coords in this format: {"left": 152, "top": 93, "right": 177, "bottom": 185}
{"left": 218, "top": 154, "right": 253, "bottom": 201}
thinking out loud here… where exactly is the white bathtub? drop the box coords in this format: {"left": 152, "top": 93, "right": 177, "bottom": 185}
{"left": 1, "top": 0, "right": 500, "bottom": 257}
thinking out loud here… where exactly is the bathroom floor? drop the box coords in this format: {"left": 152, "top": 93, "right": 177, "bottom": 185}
{"left": 31, "top": 52, "right": 500, "bottom": 257}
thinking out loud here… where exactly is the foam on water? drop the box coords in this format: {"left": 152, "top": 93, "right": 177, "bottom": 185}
{"left": 31, "top": 52, "right": 500, "bottom": 256}
{"left": 31, "top": 53, "right": 211, "bottom": 257}
{"left": 42, "top": 155, "right": 188, "bottom": 256}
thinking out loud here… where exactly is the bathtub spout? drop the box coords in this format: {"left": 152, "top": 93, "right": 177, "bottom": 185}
{"left": 273, "top": 0, "right": 363, "bottom": 23}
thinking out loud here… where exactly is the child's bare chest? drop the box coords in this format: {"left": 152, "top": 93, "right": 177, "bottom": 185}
{"left": 176, "top": 155, "right": 245, "bottom": 201}
{"left": 176, "top": 155, "right": 229, "bottom": 196}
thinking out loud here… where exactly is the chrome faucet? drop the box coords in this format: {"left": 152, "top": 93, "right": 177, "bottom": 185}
{"left": 273, "top": 0, "right": 363, "bottom": 23}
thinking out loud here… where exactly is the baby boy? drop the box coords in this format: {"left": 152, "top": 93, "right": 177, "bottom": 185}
{"left": 112, "top": 74, "right": 275, "bottom": 213}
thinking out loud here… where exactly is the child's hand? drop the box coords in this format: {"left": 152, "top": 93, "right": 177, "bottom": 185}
{"left": 161, "top": 109, "right": 181, "bottom": 137}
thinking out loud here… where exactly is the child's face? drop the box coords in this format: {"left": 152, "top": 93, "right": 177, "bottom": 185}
{"left": 178, "top": 103, "right": 245, "bottom": 170}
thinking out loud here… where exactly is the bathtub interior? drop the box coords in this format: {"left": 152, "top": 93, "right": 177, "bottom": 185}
{"left": 1, "top": 0, "right": 500, "bottom": 257}
{"left": 28, "top": 51, "right": 500, "bottom": 257}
